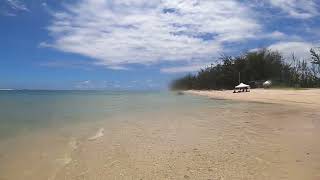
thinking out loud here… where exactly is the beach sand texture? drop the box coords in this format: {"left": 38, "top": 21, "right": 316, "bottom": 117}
{"left": 0, "top": 90, "right": 320, "bottom": 179}
{"left": 187, "top": 89, "right": 320, "bottom": 109}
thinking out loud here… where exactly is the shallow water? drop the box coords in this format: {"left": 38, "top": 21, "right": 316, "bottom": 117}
{"left": 0, "top": 90, "right": 319, "bottom": 179}
{"left": 0, "top": 90, "right": 231, "bottom": 139}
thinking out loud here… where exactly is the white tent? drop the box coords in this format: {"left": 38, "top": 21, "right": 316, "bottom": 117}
{"left": 235, "top": 83, "right": 250, "bottom": 89}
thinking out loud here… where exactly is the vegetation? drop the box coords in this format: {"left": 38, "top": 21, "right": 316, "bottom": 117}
{"left": 310, "top": 48, "right": 320, "bottom": 65}
{"left": 170, "top": 49, "right": 320, "bottom": 90}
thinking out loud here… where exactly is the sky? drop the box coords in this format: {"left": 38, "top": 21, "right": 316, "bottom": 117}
{"left": 1, "top": 0, "right": 320, "bottom": 90}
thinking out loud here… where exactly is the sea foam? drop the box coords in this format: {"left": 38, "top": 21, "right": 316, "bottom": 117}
{"left": 88, "top": 128, "right": 104, "bottom": 141}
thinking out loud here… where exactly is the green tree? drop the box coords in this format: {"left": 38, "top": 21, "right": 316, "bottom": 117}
{"left": 170, "top": 49, "right": 320, "bottom": 90}
{"left": 310, "top": 48, "right": 320, "bottom": 65}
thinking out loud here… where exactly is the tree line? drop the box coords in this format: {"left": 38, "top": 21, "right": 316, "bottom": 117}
{"left": 170, "top": 48, "right": 320, "bottom": 90}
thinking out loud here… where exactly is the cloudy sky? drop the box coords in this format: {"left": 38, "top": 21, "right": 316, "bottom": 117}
{"left": 1, "top": 0, "right": 319, "bottom": 90}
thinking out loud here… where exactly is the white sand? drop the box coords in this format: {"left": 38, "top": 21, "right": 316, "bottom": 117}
{"left": 187, "top": 88, "right": 320, "bottom": 109}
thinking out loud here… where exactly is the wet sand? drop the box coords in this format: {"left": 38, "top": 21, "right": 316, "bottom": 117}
{"left": 1, "top": 92, "right": 320, "bottom": 179}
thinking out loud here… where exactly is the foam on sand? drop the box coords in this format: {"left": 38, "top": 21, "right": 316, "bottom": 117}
{"left": 88, "top": 128, "right": 104, "bottom": 141}
{"left": 56, "top": 154, "right": 72, "bottom": 166}
{"left": 69, "top": 137, "right": 78, "bottom": 150}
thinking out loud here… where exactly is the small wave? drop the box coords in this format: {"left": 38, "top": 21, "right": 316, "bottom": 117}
{"left": 88, "top": 128, "right": 104, "bottom": 141}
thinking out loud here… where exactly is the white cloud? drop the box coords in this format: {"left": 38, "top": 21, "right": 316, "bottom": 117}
{"left": 6, "top": 0, "right": 29, "bottom": 12}
{"left": 265, "top": 31, "right": 286, "bottom": 39}
{"left": 75, "top": 80, "right": 120, "bottom": 89}
{"left": 268, "top": 41, "right": 315, "bottom": 60}
{"left": 1, "top": 0, "right": 30, "bottom": 16}
{"left": 44, "top": 0, "right": 260, "bottom": 68}
{"left": 268, "top": 0, "right": 318, "bottom": 19}
{"left": 161, "top": 63, "right": 210, "bottom": 73}
{"left": 75, "top": 80, "right": 92, "bottom": 89}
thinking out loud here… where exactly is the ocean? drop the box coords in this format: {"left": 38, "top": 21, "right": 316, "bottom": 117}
{"left": 0, "top": 90, "right": 230, "bottom": 140}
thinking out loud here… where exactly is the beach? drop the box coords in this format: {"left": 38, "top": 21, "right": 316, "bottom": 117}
{"left": 0, "top": 90, "right": 320, "bottom": 179}
{"left": 187, "top": 89, "right": 320, "bottom": 109}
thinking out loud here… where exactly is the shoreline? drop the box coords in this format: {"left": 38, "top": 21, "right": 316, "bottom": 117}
{"left": 1, "top": 91, "right": 320, "bottom": 179}
{"left": 186, "top": 89, "right": 320, "bottom": 109}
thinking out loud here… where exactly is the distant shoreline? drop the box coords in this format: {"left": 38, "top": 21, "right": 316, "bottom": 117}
{"left": 186, "top": 88, "right": 320, "bottom": 109}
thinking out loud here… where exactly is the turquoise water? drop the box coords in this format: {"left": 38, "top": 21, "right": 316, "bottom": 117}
{"left": 0, "top": 90, "right": 231, "bottom": 139}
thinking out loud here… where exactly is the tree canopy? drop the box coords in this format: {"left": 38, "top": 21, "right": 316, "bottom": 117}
{"left": 170, "top": 49, "right": 320, "bottom": 90}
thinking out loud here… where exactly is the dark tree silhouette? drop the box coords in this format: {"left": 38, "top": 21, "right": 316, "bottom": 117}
{"left": 310, "top": 48, "right": 320, "bottom": 65}
{"left": 170, "top": 49, "right": 320, "bottom": 90}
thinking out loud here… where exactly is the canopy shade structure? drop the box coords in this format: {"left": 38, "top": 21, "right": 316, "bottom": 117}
{"left": 235, "top": 83, "right": 250, "bottom": 89}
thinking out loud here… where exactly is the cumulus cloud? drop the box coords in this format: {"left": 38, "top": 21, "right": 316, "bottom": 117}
{"left": 44, "top": 0, "right": 260, "bottom": 69}
{"left": 268, "top": 41, "right": 315, "bottom": 60}
{"left": 268, "top": 0, "right": 318, "bottom": 19}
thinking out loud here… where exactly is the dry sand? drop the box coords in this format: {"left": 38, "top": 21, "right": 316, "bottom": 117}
{"left": 0, "top": 90, "right": 320, "bottom": 179}
{"left": 187, "top": 88, "right": 320, "bottom": 109}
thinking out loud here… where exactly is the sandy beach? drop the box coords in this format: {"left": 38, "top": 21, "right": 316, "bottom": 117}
{"left": 187, "top": 89, "right": 320, "bottom": 109}
{"left": 0, "top": 91, "right": 320, "bottom": 179}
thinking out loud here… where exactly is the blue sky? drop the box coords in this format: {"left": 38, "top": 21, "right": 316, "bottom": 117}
{"left": 1, "top": 0, "right": 320, "bottom": 90}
